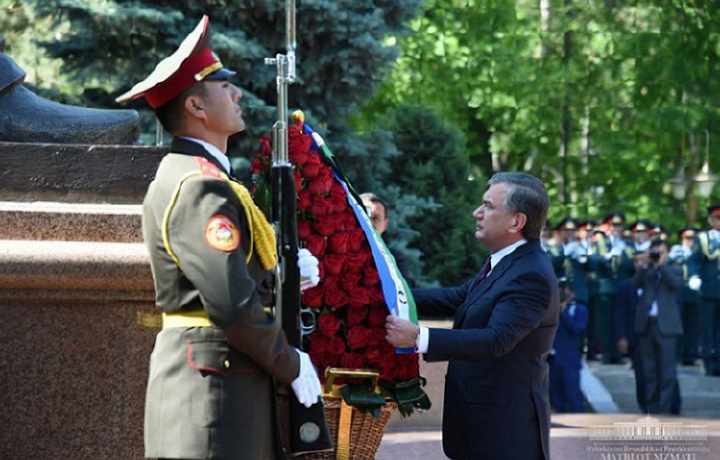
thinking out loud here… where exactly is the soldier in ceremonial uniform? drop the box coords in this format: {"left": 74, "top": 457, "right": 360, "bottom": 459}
{"left": 590, "top": 212, "right": 629, "bottom": 363}
{"left": 670, "top": 227, "right": 701, "bottom": 365}
{"left": 116, "top": 17, "right": 323, "bottom": 459}
{"left": 689, "top": 205, "right": 720, "bottom": 376}
{"left": 549, "top": 218, "right": 590, "bottom": 307}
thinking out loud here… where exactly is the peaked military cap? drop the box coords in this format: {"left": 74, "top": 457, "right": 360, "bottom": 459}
{"left": 678, "top": 227, "right": 698, "bottom": 239}
{"left": 708, "top": 204, "right": 720, "bottom": 216}
{"left": 602, "top": 211, "right": 626, "bottom": 225}
{"left": 628, "top": 219, "right": 651, "bottom": 232}
{"left": 116, "top": 15, "right": 235, "bottom": 109}
{"left": 554, "top": 217, "right": 579, "bottom": 231}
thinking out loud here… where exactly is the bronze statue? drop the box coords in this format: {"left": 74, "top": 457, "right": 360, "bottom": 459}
{"left": 0, "top": 52, "right": 139, "bottom": 145}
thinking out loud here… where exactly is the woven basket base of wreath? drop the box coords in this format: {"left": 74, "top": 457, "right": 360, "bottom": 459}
{"left": 276, "top": 392, "right": 396, "bottom": 460}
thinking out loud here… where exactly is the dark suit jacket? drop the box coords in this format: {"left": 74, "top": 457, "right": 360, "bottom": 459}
{"left": 633, "top": 264, "right": 683, "bottom": 336}
{"left": 615, "top": 278, "right": 640, "bottom": 348}
{"left": 413, "top": 239, "right": 559, "bottom": 460}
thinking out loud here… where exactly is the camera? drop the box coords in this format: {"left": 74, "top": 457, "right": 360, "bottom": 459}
{"left": 649, "top": 251, "right": 661, "bottom": 263}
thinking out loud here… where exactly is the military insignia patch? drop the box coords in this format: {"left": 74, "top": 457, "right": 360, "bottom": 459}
{"left": 205, "top": 215, "right": 240, "bottom": 251}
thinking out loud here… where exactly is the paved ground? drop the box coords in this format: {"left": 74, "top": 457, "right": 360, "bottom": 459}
{"left": 376, "top": 414, "right": 720, "bottom": 459}
{"left": 373, "top": 359, "right": 720, "bottom": 459}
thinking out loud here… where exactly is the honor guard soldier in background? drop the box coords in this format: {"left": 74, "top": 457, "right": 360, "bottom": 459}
{"left": 116, "top": 16, "right": 323, "bottom": 459}
{"left": 549, "top": 217, "right": 590, "bottom": 307}
{"left": 689, "top": 205, "right": 720, "bottom": 376}
{"left": 670, "top": 227, "right": 701, "bottom": 366}
{"left": 590, "top": 211, "right": 629, "bottom": 363}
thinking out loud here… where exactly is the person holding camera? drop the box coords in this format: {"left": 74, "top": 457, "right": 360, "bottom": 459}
{"left": 633, "top": 239, "right": 683, "bottom": 415}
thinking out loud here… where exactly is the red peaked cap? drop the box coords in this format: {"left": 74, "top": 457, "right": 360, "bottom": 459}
{"left": 116, "top": 15, "right": 235, "bottom": 109}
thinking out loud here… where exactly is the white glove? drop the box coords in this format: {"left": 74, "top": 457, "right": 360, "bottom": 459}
{"left": 688, "top": 276, "right": 702, "bottom": 292}
{"left": 669, "top": 245, "right": 684, "bottom": 260}
{"left": 610, "top": 244, "right": 624, "bottom": 258}
{"left": 291, "top": 349, "right": 323, "bottom": 408}
{"left": 563, "top": 241, "right": 581, "bottom": 258}
{"left": 298, "top": 248, "right": 320, "bottom": 291}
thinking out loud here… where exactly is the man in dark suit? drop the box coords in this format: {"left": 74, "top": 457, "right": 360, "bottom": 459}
{"left": 386, "top": 172, "right": 559, "bottom": 460}
{"left": 633, "top": 239, "right": 683, "bottom": 414}
{"left": 116, "top": 17, "right": 322, "bottom": 459}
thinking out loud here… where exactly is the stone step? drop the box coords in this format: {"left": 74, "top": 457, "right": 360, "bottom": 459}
{"left": 0, "top": 201, "right": 142, "bottom": 242}
{"left": 590, "top": 362, "right": 720, "bottom": 417}
{"left": 0, "top": 239, "right": 153, "bottom": 302}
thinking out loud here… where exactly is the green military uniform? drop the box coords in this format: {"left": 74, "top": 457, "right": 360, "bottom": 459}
{"left": 689, "top": 229, "right": 720, "bottom": 375}
{"left": 143, "top": 137, "right": 299, "bottom": 459}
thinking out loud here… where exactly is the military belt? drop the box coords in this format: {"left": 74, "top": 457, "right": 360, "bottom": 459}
{"left": 162, "top": 309, "right": 212, "bottom": 329}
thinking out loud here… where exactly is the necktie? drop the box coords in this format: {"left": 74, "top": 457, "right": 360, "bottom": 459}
{"left": 473, "top": 258, "right": 492, "bottom": 288}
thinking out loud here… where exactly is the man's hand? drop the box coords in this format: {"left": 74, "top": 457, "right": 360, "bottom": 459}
{"left": 291, "top": 350, "right": 323, "bottom": 408}
{"left": 617, "top": 338, "right": 629, "bottom": 355}
{"left": 385, "top": 315, "right": 419, "bottom": 349}
{"left": 297, "top": 248, "right": 320, "bottom": 292}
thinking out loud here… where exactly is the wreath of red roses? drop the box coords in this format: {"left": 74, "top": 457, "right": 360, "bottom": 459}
{"left": 251, "top": 120, "right": 421, "bottom": 385}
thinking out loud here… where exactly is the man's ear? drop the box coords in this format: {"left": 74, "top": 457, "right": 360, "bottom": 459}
{"left": 511, "top": 212, "right": 527, "bottom": 234}
{"left": 184, "top": 95, "right": 206, "bottom": 121}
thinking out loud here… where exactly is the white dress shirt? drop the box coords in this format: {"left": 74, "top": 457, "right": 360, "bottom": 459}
{"left": 416, "top": 239, "right": 528, "bottom": 353}
{"left": 180, "top": 136, "right": 231, "bottom": 175}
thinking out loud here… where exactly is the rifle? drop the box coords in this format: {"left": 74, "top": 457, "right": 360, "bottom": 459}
{"left": 265, "top": 0, "right": 332, "bottom": 455}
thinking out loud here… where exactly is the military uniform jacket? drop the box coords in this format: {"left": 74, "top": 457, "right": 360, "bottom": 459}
{"left": 689, "top": 230, "right": 720, "bottom": 300}
{"left": 142, "top": 137, "right": 299, "bottom": 460}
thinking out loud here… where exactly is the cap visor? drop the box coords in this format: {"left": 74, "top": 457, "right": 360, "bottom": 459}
{"left": 204, "top": 68, "right": 236, "bottom": 81}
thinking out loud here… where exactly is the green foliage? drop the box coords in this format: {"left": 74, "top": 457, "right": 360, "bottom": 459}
{"left": 381, "top": 105, "right": 486, "bottom": 286}
{"left": 359, "top": 1, "right": 720, "bottom": 234}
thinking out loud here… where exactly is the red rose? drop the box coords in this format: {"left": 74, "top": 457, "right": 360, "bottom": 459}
{"left": 310, "top": 196, "right": 332, "bottom": 217}
{"left": 341, "top": 210, "right": 359, "bottom": 230}
{"left": 371, "top": 326, "right": 386, "bottom": 344}
{"left": 307, "top": 169, "right": 334, "bottom": 196}
{"left": 303, "top": 152, "right": 323, "bottom": 179}
{"left": 346, "top": 304, "right": 368, "bottom": 327}
{"left": 323, "top": 253, "right": 346, "bottom": 276}
{"left": 347, "top": 325, "right": 374, "bottom": 350}
{"left": 291, "top": 148, "right": 310, "bottom": 166}
{"left": 341, "top": 352, "right": 366, "bottom": 370}
{"left": 349, "top": 286, "right": 371, "bottom": 308}
{"left": 313, "top": 216, "right": 337, "bottom": 237}
{"left": 301, "top": 285, "right": 323, "bottom": 309}
{"left": 305, "top": 234, "right": 327, "bottom": 257}
{"left": 293, "top": 169, "right": 304, "bottom": 193}
{"left": 368, "top": 305, "right": 388, "bottom": 328}
{"left": 346, "top": 251, "right": 371, "bottom": 273}
{"left": 365, "top": 346, "right": 383, "bottom": 364}
{"left": 340, "top": 272, "right": 361, "bottom": 292}
{"left": 378, "top": 363, "right": 398, "bottom": 381}
{"left": 308, "top": 333, "right": 327, "bottom": 355}
{"left": 369, "top": 285, "right": 385, "bottom": 305}
{"left": 326, "top": 336, "right": 346, "bottom": 356}
{"left": 362, "top": 265, "right": 380, "bottom": 287}
{"left": 318, "top": 313, "right": 341, "bottom": 338}
{"left": 258, "top": 135, "right": 272, "bottom": 157}
{"left": 298, "top": 188, "right": 313, "bottom": 211}
{"left": 330, "top": 182, "right": 346, "bottom": 200}
{"left": 251, "top": 156, "right": 263, "bottom": 175}
{"left": 309, "top": 350, "right": 323, "bottom": 372}
{"left": 328, "top": 231, "right": 349, "bottom": 253}
{"left": 347, "top": 228, "right": 367, "bottom": 252}
{"left": 288, "top": 126, "right": 312, "bottom": 162}
{"left": 396, "top": 353, "right": 420, "bottom": 380}
{"left": 298, "top": 219, "right": 313, "bottom": 240}
{"left": 325, "top": 281, "right": 349, "bottom": 309}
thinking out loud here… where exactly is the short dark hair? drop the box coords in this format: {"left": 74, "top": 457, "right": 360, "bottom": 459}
{"left": 154, "top": 82, "right": 208, "bottom": 134}
{"left": 487, "top": 172, "right": 549, "bottom": 241}
{"left": 359, "top": 192, "right": 387, "bottom": 213}
{"left": 650, "top": 238, "right": 669, "bottom": 251}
